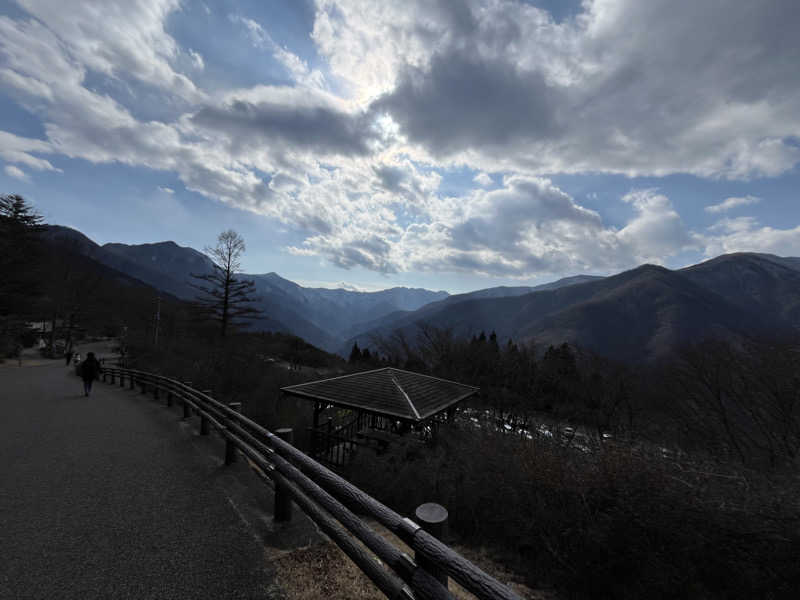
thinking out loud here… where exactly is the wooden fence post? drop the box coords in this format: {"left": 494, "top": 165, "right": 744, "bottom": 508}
{"left": 274, "top": 428, "right": 294, "bottom": 522}
{"left": 200, "top": 390, "right": 212, "bottom": 435}
{"left": 224, "top": 402, "right": 241, "bottom": 465}
{"left": 182, "top": 381, "right": 192, "bottom": 419}
{"left": 415, "top": 503, "right": 449, "bottom": 587}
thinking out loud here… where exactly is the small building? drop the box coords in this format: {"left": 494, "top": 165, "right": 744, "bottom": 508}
{"left": 281, "top": 367, "right": 478, "bottom": 468}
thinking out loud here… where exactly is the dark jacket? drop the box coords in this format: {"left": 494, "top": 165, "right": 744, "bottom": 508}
{"left": 80, "top": 357, "right": 102, "bottom": 382}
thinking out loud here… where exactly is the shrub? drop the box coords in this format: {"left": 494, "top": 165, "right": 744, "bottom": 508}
{"left": 346, "top": 427, "right": 800, "bottom": 598}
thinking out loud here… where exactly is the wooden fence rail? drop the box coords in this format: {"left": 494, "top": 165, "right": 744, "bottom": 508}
{"left": 99, "top": 366, "right": 521, "bottom": 600}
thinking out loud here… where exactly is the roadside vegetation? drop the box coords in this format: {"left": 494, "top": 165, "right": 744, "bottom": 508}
{"left": 343, "top": 330, "right": 800, "bottom": 598}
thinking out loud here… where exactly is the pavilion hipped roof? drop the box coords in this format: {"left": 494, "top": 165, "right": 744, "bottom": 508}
{"left": 280, "top": 367, "right": 478, "bottom": 422}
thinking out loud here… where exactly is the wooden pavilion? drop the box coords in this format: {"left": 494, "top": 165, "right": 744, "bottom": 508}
{"left": 281, "top": 367, "right": 478, "bottom": 468}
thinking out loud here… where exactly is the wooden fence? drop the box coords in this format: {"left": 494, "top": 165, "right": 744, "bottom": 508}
{"left": 99, "top": 366, "right": 522, "bottom": 600}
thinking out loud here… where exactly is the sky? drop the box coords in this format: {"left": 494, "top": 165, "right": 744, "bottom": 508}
{"left": 1, "top": 0, "right": 800, "bottom": 293}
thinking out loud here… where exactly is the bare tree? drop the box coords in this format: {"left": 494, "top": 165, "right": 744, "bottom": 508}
{"left": 191, "top": 230, "right": 261, "bottom": 337}
{"left": 666, "top": 339, "right": 800, "bottom": 468}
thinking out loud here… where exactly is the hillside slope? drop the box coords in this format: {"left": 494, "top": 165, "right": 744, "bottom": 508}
{"left": 347, "top": 255, "right": 800, "bottom": 362}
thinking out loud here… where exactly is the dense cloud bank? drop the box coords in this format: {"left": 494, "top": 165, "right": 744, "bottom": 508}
{"left": 2, "top": 0, "right": 800, "bottom": 276}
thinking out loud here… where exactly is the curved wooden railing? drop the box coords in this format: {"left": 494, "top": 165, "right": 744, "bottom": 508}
{"left": 99, "top": 366, "right": 521, "bottom": 600}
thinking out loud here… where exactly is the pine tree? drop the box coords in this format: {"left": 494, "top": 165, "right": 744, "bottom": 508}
{"left": 190, "top": 230, "right": 261, "bottom": 338}
{"left": 0, "top": 194, "right": 44, "bottom": 354}
{"left": 349, "top": 341, "right": 362, "bottom": 363}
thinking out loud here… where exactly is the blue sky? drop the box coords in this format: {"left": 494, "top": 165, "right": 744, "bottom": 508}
{"left": 1, "top": 0, "right": 799, "bottom": 293}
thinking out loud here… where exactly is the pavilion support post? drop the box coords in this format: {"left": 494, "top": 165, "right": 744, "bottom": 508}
{"left": 415, "top": 503, "right": 449, "bottom": 587}
{"left": 313, "top": 401, "right": 321, "bottom": 430}
{"left": 274, "top": 428, "right": 294, "bottom": 522}
{"left": 129, "top": 373, "right": 135, "bottom": 390}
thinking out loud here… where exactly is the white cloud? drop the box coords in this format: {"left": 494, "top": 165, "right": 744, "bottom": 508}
{"left": 158, "top": 186, "right": 175, "bottom": 194}
{"left": 393, "top": 180, "right": 695, "bottom": 278}
{"left": 0, "top": 131, "right": 60, "bottom": 172}
{"left": 319, "top": 0, "right": 800, "bottom": 179}
{"left": 473, "top": 172, "right": 492, "bottom": 187}
{"left": 229, "top": 14, "right": 267, "bottom": 48}
{"left": 617, "top": 190, "right": 696, "bottom": 262}
{"left": 229, "top": 14, "right": 270, "bottom": 48}
{"left": 4, "top": 164, "right": 29, "bottom": 181}
{"left": 15, "top": 0, "right": 203, "bottom": 102}
{"left": 188, "top": 49, "right": 205, "bottom": 70}
{"left": 703, "top": 217, "right": 800, "bottom": 258}
{"left": 230, "top": 13, "right": 326, "bottom": 89}
{"left": 705, "top": 195, "right": 761, "bottom": 214}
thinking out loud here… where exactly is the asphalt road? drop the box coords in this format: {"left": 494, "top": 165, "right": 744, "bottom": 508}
{"left": 0, "top": 349, "right": 314, "bottom": 599}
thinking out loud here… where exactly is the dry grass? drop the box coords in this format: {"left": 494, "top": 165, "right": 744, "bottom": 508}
{"left": 449, "top": 544, "right": 557, "bottom": 600}
{"left": 275, "top": 542, "right": 386, "bottom": 600}
{"left": 274, "top": 524, "right": 554, "bottom": 600}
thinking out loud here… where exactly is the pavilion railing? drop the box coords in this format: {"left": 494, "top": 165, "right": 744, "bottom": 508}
{"left": 308, "top": 414, "right": 369, "bottom": 468}
{"left": 99, "top": 366, "right": 522, "bottom": 600}
{"left": 309, "top": 411, "right": 429, "bottom": 468}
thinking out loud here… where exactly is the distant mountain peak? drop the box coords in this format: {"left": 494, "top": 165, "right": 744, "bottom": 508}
{"left": 636, "top": 263, "right": 671, "bottom": 273}
{"left": 104, "top": 239, "right": 193, "bottom": 252}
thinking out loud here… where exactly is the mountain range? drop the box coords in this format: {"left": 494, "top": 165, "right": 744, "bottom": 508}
{"left": 42, "top": 226, "right": 447, "bottom": 350}
{"left": 43, "top": 225, "right": 800, "bottom": 362}
{"left": 345, "top": 253, "right": 800, "bottom": 362}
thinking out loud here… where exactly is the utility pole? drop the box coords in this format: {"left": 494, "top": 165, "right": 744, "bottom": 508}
{"left": 154, "top": 295, "right": 161, "bottom": 347}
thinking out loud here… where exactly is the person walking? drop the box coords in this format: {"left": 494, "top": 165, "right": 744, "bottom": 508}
{"left": 65, "top": 349, "right": 73, "bottom": 366}
{"left": 80, "top": 352, "right": 102, "bottom": 397}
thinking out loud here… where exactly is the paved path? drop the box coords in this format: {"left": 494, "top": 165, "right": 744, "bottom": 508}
{"left": 0, "top": 348, "right": 316, "bottom": 599}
